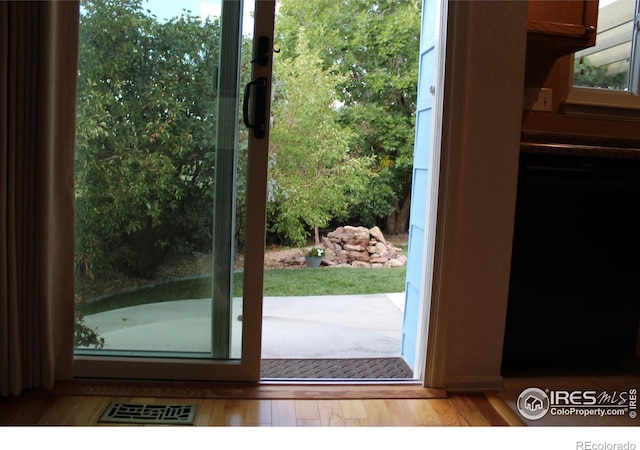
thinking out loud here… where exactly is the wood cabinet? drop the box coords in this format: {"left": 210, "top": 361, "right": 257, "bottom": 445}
{"left": 527, "top": 0, "right": 599, "bottom": 56}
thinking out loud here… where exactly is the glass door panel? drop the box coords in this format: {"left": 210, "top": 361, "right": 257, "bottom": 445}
{"left": 74, "top": 0, "right": 274, "bottom": 381}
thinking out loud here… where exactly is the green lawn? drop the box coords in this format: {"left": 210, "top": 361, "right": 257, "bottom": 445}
{"left": 261, "top": 267, "right": 406, "bottom": 296}
{"left": 78, "top": 266, "right": 406, "bottom": 315}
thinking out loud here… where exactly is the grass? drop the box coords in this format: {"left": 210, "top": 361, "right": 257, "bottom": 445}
{"left": 78, "top": 266, "right": 406, "bottom": 316}
{"left": 262, "top": 267, "right": 406, "bottom": 296}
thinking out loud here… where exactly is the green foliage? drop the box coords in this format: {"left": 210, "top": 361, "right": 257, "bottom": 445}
{"left": 573, "top": 56, "right": 629, "bottom": 90}
{"left": 347, "top": 167, "right": 397, "bottom": 227}
{"left": 76, "top": 0, "right": 422, "bottom": 280}
{"left": 75, "top": 0, "right": 226, "bottom": 278}
{"left": 268, "top": 32, "right": 373, "bottom": 246}
{"left": 74, "top": 295, "right": 105, "bottom": 348}
{"left": 274, "top": 0, "right": 421, "bottom": 232}
{"left": 306, "top": 247, "right": 326, "bottom": 257}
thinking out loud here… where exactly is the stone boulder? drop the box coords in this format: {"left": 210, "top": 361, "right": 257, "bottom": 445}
{"left": 321, "top": 226, "right": 407, "bottom": 268}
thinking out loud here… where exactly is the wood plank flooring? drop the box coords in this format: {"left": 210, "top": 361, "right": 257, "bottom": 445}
{"left": 7, "top": 376, "right": 636, "bottom": 426}
{"left": 0, "top": 384, "right": 520, "bottom": 426}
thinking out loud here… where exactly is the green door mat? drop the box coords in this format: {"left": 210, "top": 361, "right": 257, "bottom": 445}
{"left": 99, "top": 402, "right": 198, "bottom": 425}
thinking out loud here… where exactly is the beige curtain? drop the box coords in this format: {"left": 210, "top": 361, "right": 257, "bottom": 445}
{"left": 1, "top": 1, "right": 79, "bottom": 396}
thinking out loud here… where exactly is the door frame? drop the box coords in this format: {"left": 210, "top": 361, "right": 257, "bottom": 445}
{"left": 420, "top": 0, "right": 466, "bottom": 388}
{"left": 422, "top": 1, "right": 527, "bottom": 391}
{"left": 74, "top": 0, "right": 275, "bottom": 382}
{"left": 401, "top": 0, "right": 448, "bottom": 380}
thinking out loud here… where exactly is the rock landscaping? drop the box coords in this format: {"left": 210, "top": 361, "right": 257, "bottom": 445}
{"left": 280, "top": 226, "right": 407, "bottom": 268}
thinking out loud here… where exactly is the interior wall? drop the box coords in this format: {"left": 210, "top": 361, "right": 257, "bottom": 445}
{"left": 425, "top": 1, "right": 528, "bottom": 391}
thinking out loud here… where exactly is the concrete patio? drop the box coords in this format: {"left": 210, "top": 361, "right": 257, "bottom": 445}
{"left": 82, "top": 292, "right": 406, "bottom": 359}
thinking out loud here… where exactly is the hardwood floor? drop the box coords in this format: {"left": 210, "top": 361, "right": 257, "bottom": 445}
{"left": 0, "top": 382, "right": 522, "bottom": 426}
{"left": 6, "top": 376, "right": 636, "bottom": 427}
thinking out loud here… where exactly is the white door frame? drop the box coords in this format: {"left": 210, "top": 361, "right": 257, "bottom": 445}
{"left": 410, "top": 0, "right": 449, "bottom": 382}
{"left": 74, "top": 0, "right": 275, "bottom": 382}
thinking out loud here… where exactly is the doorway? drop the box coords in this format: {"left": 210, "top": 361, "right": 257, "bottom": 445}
{"left": 73, "top": 0, "right": 448, "bottom": 383}
{"left": 258, "top": 0, "right": 448, "bottom": 380}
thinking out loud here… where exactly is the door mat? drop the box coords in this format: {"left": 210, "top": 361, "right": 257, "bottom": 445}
{"left": 99, "top": 402, "right": 198, "bottom": 425}
{"left": 261, "top": 357, "right": 413, "bottom": 379}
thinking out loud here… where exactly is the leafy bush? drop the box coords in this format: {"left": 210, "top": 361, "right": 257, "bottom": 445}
{"left": 75, "top": 0, "right": 227, "bottom": 278}
{"left": 306, "top": 246, "right": 326, "bottom": 257}
{"left": 74, "top": 295, "right": 104, "bottom": 349}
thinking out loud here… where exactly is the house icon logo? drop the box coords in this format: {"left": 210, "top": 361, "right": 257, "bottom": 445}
{"left": 517, "top": 388, "right": 550, "bottom": 420}
{"left": 525, "top": 395, "right": 544, "bottom": 411}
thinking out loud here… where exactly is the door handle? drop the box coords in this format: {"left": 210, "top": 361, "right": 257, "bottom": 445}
{"left": 243, "top": 77, "right": 268, "bottom": 139}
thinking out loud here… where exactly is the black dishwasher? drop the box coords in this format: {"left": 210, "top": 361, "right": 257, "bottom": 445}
{"left": 502, "top": 151, "right": 640, "bottom": 372}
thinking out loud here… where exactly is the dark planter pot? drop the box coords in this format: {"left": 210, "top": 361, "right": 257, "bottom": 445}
{"left": 305, "top": 256, "right": 323, "bottom": 268}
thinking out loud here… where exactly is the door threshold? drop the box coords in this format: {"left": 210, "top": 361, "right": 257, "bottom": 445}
{"left": 260, "top": 378, "right": 422, "bottom": 385}
{"left": 51, "top": 379, "right": 442, "bottom": 399}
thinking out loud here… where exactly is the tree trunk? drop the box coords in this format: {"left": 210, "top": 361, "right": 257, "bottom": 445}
{"left": 386, "top": 203, "right": 399, "bottom": 235}
{"left": 395, "top": 190, "right": 411, "bottom": 234}
{"left": 385, "top": 192, "right": 412, "bottom": 235}
{"left": 314, "top": 226, "right": 320, "bottom": 246}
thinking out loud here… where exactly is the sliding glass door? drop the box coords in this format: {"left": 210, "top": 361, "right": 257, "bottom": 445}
{"left": 74, "top": 0, "right": 274, "bottom": 381}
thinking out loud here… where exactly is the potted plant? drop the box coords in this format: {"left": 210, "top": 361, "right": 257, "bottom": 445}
{"left": 305, "top": 246, "right": 325, "bottom": 268}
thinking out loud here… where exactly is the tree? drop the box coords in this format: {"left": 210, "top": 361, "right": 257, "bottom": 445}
{"left": 75, "top": 0, "right": 223, "bottom": 277}
{"left": 573, "top": 56, "right": 629, "bottom": 90}
{"left": 268, "top": 32, "right": 372, "bottom": 246}
{"left": 275, "top": 0, "right": 422, "bottom": 234}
